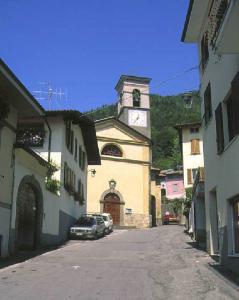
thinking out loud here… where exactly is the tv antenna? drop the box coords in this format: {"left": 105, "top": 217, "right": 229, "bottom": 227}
{"left": 32, "top": 82, "right": 68, "bottom": 110}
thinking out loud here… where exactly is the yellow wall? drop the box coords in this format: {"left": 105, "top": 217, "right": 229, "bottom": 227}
{"left": 87, "top": 121, "right": 151, "bottom": 227}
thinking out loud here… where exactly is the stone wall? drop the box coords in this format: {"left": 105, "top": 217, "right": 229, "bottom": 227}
{"left": 124, "top": 213, "right": 151, "bottom": 228}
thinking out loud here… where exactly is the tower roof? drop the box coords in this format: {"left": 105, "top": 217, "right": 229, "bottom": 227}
{"left": 115, "top": 75, "right": 151, "bottom": 91}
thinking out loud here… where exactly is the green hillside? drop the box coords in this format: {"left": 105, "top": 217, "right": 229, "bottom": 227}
{"left": 87, "top": 92, "right": 201, "bottom": 169}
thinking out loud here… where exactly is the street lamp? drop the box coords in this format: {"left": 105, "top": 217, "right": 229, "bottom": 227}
{"left": 182, "top": 92, "right": 193, "bottom": 109}
{"left": 109, "top": 178, "right": 116, "bottom": 191}
{"left": 88, "top": 169, "right": 96, "bottom": 177}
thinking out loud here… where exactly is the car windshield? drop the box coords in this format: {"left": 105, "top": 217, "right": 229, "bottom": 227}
{"left": 102, "top": 216, "right": 108, "bottom": 221}
{"left": 76, "top": 217, "right": 96, "bottom": 227}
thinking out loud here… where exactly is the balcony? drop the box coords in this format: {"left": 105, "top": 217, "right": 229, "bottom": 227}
{"left": 16, "top": 124, "right": 45, "bottom": 147}
{"left": 208, "top": 0, "right": 239, "bottom": 53}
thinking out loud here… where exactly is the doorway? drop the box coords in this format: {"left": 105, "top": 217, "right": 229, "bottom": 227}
{"left": 209, "top": 190, "right": 219, "bottom": 255}
{"left": 151, "top": 196, "right": 156, "bottom": 227}
{"left": 103, "top": 193, "right": 121, "bottom": 225}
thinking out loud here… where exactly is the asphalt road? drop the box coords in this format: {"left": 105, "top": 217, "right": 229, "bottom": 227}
{"left": 1, "top": 225, "right": 239, "bottom": 300}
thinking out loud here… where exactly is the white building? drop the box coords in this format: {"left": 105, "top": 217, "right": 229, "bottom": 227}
{"left": 0, "top": 59, "right": 48, "bottom": 256}
{"left": 175, "top": 122, "right": 204, "bottom": 188}
{"left": 182, "top": 0, "right": 239, "bottom": 274}
{"left": 0, "top": 59, "right": 100, "bottom": 257}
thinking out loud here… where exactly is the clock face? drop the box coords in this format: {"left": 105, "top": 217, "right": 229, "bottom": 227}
{"left": 128, "top": 110, "right": 147, "bottom": 127}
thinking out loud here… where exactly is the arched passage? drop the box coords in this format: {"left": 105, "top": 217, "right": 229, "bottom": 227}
{"left": 100, "top": 189, "right": 125, "bottom": 226}
{"left": 15, "top": 176, "right": 43, "bottom": 251}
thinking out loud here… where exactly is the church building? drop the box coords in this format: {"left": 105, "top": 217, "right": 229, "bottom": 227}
{"left": 87, "top": 75, "right": 153, "bottom": 228}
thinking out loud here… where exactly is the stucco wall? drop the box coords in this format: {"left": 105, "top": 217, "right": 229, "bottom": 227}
{"left": 197, "top": 19, "right": 239, "bottom": 273}
{"left": 87, "top": 124, "right": 151, "bottom": 228}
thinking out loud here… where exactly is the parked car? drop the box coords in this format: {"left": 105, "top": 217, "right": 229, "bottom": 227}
{"left": 162, "top": 212, "right": 178, "bottom": 225}
{"left": 94, "top": 213, "right": 113, "bottom": 234}
{"left": 69, "top": 215, "right": 106, "bottom": 240}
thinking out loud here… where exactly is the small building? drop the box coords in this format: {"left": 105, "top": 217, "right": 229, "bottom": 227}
{"left": 174, "top": 122, "right": 204, "bottom": 189}
{"left": 19, "top": 110, "right": 101, "bottom": 246}
{"left": 182, "top": 0, "right": 239, "bottom": 274}
{"left": 87, "top": 75, "right": 153, "bottom": 228}
{"left": 160, "top": 169, "right": 185, "bottom": 200}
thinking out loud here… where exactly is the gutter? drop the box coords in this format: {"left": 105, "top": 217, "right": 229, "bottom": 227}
{"left": 44, "top": 116, "right": 52, "bottom": 163}
{"left": 181, "top": 0, "right": 195, "bottom": 42}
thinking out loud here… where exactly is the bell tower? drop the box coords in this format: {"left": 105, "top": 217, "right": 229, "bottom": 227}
{"left": 115, "top": 75, "right": 151, "bottom": 139}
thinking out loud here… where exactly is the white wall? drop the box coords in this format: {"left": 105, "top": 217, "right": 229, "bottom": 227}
{"left": 182, "top": 127, "right": 204, "bottom": 188}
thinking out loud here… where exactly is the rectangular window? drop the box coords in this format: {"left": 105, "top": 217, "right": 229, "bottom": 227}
{"left": 190, "top": 127, "right": 199, "bottom": 134}
{"left": 64, "top": 162, "right": 75, "bottom": 194}
{"left": 204, "top": 83, "right": 212, "bottom": 125}
{"left": 201, "top": 32, "right": 209, "bottom": 71}
{"left": 232, "top": 198, "right": 239, "bottom": 254}
{"left": 173, "top": 184, "right": 178, "bottom": 193}
{"left": 191, "top": 139, "right": 200, "bottom": 155}
{"left": 215, "top": 102, "right": 224, "bottom": 154}
{"left": 74, "top": 139, "right": 78, "bottom": 161}
{"left": 227, "top": 72, "right": 239, "bottom": 141}
{"left": 192, "top": 168, "right": 198, "bottom": 181}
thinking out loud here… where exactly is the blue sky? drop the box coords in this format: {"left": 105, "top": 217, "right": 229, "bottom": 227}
{"left": 0, "top": 1, "right": 198, "bottom": 112}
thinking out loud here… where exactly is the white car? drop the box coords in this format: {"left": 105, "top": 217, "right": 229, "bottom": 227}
{"left": 94, "top": 213, "right": 113, "bottom": 234}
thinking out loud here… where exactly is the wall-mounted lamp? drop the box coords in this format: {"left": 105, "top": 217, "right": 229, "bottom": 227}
{"left": 88, "top": 169, "right": 96, "bottom": 177}
{"left": 109, "top": 178, "right": 116, "bottom": 190}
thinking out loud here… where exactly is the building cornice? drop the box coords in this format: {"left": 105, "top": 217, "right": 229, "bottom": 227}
{"left": 101, "top": 155, "right": 150, "bottom": 166}
{"left": 97, "top": 136, "right": 150, "bottom": 147}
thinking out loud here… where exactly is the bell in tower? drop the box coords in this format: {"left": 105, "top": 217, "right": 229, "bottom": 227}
{"left": 115, "top": 75, "right": 151, "bottom": 139}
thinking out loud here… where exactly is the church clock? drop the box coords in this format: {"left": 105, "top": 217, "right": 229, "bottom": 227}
{"left": 128, "top": 110, "right": 147, "bottom": 127}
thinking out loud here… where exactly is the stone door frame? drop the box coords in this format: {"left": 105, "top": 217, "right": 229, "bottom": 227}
{"left": 100, "top": 189, "right": 125, "bottom": 226}
{"left": 14, "top": 175, "right": 43, "bottom": 252}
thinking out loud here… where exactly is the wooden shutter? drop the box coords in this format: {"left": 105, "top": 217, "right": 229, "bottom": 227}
{"left": 82, "top": 151, "right": 86, "bottom": 170}
{"left": 64, "top": 162, "right": 67, "bottom": 187}
{"left": 191, "top": 140, "right": 195, "bottom": 154}
{"left": 231, "top": 72, "right": 239, "bottom": 135}
{"left": 79, "top": 146, "right": 82, "bottom": 168}
{"left": 70, "top": 130, "right": 74, "bottom": 154}
{"left": 195, "top": 140, "right": 200, "bottom": 154}
{"left": 65, "top": 121, "right": 71, "bottom": 149}
{"left": 215, "top": 102, "right": 224, "bottom": 154}
{"left": 204, "top": 83, "right": 212, "bottom": 124}
{"left": 187, "top": 169, "right": 192, "bottom": 185}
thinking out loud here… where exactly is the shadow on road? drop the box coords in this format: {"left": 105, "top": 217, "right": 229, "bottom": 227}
{"left": 0, "top": 244, "right": 65, "bottom": 270}
{"left": 208, "top": 263, "right": 239, "bottom": 290}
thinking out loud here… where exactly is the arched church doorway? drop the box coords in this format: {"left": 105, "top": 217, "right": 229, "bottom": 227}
{"left": 15, "top": 176, "right": 43, "bottom": 251}
{"left": 103, "top": 193, "right": 121, "bottom": 225}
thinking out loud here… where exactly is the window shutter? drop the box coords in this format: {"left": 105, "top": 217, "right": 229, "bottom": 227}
{"left": 215, "top": 102, "right": 224, "bottom": 154}
{"left": 64, "top": 162, "right": 67, "bottom": 187}
{"left": 82, "top": 151, "right": 86, "bottom": 170}
{"left": 187, "top": 169, "right": 192, "bottom": 185}
{"left": 65, "top": 121, "right": 71, "bottom": 149}
{"left": 231, "top": 72, "right": 239, "bottom": 135}
{"left": 204, "top": 83, "right": 212, "bottom": 125}
{"left": 79, "top": 146, "right": 82, "bottom": 168}
{"left": 195, "top": 140, "right": 200, "bottom": 154}
{"left": 70, "top": 131, "right": 74, "bottom": 154}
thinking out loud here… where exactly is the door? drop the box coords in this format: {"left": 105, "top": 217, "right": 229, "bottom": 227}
{"left": 151, "top": 196, "right": 157, "bottom": 227}
{"left": 103, "top": 193, "right": 120, "bottom": 225}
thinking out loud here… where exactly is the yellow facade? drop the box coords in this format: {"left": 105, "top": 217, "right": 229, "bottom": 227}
{"left": 87, "top": 118, "right": 152, "bottom": 228}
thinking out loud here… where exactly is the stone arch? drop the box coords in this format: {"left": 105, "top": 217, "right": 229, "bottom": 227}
{"left": 14, "top": 175, "right": 43, "bottom": 251}
{"left": 100, "top": 189, "right": 125, "bottom": 226}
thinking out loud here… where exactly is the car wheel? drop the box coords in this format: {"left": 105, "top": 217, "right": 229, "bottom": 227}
{"left": 105, "top": 228, "right": 109, "bottom": 235}
{"left": 94, "top": 232, "right": 98, "bottom": 240}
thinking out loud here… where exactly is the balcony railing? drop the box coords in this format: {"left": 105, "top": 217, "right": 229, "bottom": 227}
{"left": 208, "top": 0, "right": 230, "bottom": 48}
{"left": 16, "top": 124, "right": 45, "bottom": 147}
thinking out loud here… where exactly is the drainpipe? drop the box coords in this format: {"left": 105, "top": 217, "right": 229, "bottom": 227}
{"left": 44, "top": 116, "right": 52, "bottom": 163}
{"left": 8, "top": 145, "right": 16, "bottom": 255}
